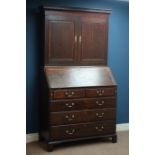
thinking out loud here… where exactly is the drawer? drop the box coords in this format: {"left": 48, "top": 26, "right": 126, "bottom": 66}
{"left": 85, "top": 87, "right": 116, "bottom": 97}
{"left": 50, "top": 97, "right": 116, "bottom": 112}
{"left": 52, "top": 89, "right": 85, "bottom": 99}
{"left": 50, "top": 121, "right": 115, "bottom": 141}
{"left": 50, "top": 109, "right": 116, "bottom": 125}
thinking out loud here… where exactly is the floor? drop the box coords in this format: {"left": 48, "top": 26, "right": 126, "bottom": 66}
{"left": 27, "top": 131, "right": 129, "bottom": 155}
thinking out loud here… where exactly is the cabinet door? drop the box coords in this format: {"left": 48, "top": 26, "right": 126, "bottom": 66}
{"left": 45, "top": 12, "right": 78, "bottom": 65}
{"left": 78, "top": 14, "right": 109, "bottom": 65}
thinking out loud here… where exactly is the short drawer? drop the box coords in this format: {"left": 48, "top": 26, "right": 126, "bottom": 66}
{"left": 50, "top": 97, "right": 116, "bottom": 112}
{"left": 50, "top": 121, "right": 115, "bottom": 141}
{"left": 85, "top": 87, "right": 116, "bottom": 97}
{"left": 52, "top": 89, "right": 85, "bottom": 100}
{"left": 50, "top": 109, "right": 116, "bottom": 125}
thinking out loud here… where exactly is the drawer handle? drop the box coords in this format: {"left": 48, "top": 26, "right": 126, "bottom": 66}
{"left": 65, "top": 102, "right": 75, "bottom": 108}
{"left": 65, "top": 129, "right": 75, "bottom": 135}
{"left": 65, "top": 114, "right": 75, "bottom": 121}
{"left": 96, "top": 112, "right": 104, "bottom": 118}
{"left": 95, "top": 126, "right": 104, "bottom": 131}
{"left": 96, "top": 90, "right": 105, "bottom": 96}
{"left": 65, "top": 91, "right": 75, "bottom": 98}
{"left": 96, "top": 101, "right": 104, "bottom": 106}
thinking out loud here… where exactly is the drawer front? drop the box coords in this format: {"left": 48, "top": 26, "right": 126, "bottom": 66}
{"left": 85, "top": 87, "right": 116, "bottom": 97}
{"left": 50, "top": 109, "right": 116, "bottom": 125}
{"left": 50, "top": 121, "right": 115, "bottom": 141}
{"left": 53, "top": 89, "right": 85, "bottom": 99}
{"left": 50, "top": 97, "right": 116, "bottom": 112}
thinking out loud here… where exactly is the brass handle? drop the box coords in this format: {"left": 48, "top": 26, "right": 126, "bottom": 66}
{"left": 65, "top": 129, "right": 75, "bottom": 135}
{"left": 96, "top": 90, "right": 105, "bottom": 96}
{"left": 65, "top": 91, "right": 75, "bottom": 98}
{"left": 96, "top": 112, "right": 104, "bottom": 118}
{"left": 65, "top": 102, "right": 75, "bottom": 108}
{"left": 65, "top": 114, "right": 75, "bottom": 121}
{"left": 95, "top": 126, "right": 104, "bottom": 131}
{"left": 96, "top": 101, "right": 104, "bottom": 106}
{"left": 75, "top": 35, "right": 77, "bottom": 42}
{"left": 79, "top": 35, "right": 82, "bottom": 43}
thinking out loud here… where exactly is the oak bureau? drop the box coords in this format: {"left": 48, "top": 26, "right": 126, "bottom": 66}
{"left": 39, "top": 6, "right": 117, "bottom": 151}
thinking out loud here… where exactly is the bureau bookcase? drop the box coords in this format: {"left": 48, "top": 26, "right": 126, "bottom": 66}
{"left": 40, "top": 6, "right": 117, "bottom": 151}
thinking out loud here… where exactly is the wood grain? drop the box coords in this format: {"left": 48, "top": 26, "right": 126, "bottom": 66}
{"left": 49, "top": 97, "right": 116, "bottom": 112}
{"left": 45, "top": 66, "right": 116, "bottom": 89}
{"left": 44, "top": 8, "right": 110, "bottom": 65}
{"left": 50, "top": 121, "right": 115, "bottom": 141}
{"left": 39, "top": 6, "right": 117, "bottom": 151}
{"left": 50, "top": 108, "right": 116, "bottom": 125}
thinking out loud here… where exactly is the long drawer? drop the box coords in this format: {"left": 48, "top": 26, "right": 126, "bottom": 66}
{"left": 50, "top": 97, "right": 116, "bottom": 112}
{"left": 50, "top": 121, "right": 115, "bottom": 141}
{"left": 50, "top": 109, "right": 115, "bottom": 125}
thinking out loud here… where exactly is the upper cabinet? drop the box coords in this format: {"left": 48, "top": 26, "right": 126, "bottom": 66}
{"left": 42, "top": 7, "right": 111, "bottom": 66}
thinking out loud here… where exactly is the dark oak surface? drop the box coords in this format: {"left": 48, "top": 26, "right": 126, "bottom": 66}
{"left": 44, "top": 8, "right": 110, "bottom": 65}
{"left": 45, "top": 13, "right": 78, "bottom": 65}
{"left": 85, "top": 87, "right": 116, "bottom": 97}
{"left": 45, "top": 66, "right": 116, "bottom": 89}
{"left": 40, "top": 6, "right": 117, "bottom": 151}
{"left": 50, "top": 97, "right": 116, "bottom": 112}
{"left": 50, "top": 108, "right": 115, "bottom": 125}
{"left": 53, "top": 88, "right": 85, "bottom": 99}
{"left": 79, "top": 16, "right": 108, "bottom": 65}
{"left": 50, "top": 120, "right": 115, "bottom": 141}
{"left": 43, "top": 6, "right": 112, "bottom": 14}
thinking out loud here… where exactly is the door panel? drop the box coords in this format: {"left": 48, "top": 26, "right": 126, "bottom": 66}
{"left": 48, "top": 21, "right": 75, "bottom": 63}
{"left": 79, "top": 15, "right": 108, "bottom": 65}
{"left": 45, "top": 13, "right": 78, "bottom": 65}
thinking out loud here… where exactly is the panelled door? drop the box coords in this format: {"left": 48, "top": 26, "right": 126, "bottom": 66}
{"left": 78, "top": 14, "right": 109, "bottom": 65}
{"left": 44, "top": 11, "right": 109, "bottom": 65}
{"left": 45, "top": 11, "right": 79, "bottom": 65}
